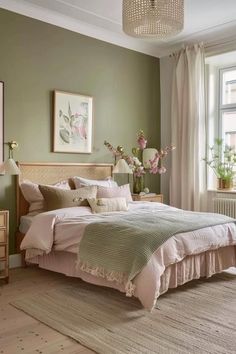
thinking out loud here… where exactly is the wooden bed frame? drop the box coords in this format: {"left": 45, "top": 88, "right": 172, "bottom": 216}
{"left": 15, "top": 162, "right": 113, "bottom": 256}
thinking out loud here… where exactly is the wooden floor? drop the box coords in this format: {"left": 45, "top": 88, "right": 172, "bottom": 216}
{"left": 0, "top": 267, "right": 95, "bottom": 354}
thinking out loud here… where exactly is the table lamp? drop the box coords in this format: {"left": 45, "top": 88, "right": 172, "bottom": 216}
{"left": 0, "top": 141, "right": 20, "bottom": 175}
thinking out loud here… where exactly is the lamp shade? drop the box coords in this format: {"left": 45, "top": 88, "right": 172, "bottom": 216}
{"left": 143, "top": 148, "right": 158, "bottom": 168}
{"left": 0, "top": 158, "right": 20, "bottom": 175}
{"left": 123, "top": 0, "right": 184, "bottom": 39}
{"left": 113, "top": 159, "right": 133, "bottom": 174}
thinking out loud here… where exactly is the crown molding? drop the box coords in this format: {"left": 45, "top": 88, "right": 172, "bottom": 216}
{"left": 0, "top": 0, "right": 161, "bottom": 58}
{"left": 157, "top": 20, "right": 236, "bottom": 57}
{"left": 2, "top": 0, "right": 236, "bottom": 59}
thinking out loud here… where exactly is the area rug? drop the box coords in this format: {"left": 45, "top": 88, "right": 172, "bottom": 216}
{"left": 11, "top": 273, "right": 236, "bottom": 354}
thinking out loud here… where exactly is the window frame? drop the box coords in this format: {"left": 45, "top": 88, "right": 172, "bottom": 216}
{"left": 218, "top": 66, "right": 236, "bottom": 143}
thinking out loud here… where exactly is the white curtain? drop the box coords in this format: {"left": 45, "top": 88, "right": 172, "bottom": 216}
{"left": 170, "top": 44, "right": 207, "bottom": 211}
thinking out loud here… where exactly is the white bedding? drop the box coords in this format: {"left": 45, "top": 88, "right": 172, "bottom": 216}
{"left": 19, "top": 215, "right": 34, "bottom": 234}
{"left": 20, "top": 202, "right": 236, "bottom": 310}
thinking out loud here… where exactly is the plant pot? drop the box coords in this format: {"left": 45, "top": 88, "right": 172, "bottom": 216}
{"left": 133, "top": 175, "right": 144, "bottom": 194}
{"left": 217, "top": 178, "right": 233, "bottom": 190}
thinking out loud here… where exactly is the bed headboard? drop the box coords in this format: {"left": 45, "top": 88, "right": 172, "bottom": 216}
{"left": 16, "top": 162, "right": 113, "bottom": 224}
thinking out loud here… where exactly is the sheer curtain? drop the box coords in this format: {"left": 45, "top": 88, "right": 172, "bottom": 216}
{"left": 170, "top": 44, "right": 207, "bottom": 211}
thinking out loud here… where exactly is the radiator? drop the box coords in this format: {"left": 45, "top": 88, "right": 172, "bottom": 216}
{"left": 213, "top": 198, "right": 236, "bottom": 218}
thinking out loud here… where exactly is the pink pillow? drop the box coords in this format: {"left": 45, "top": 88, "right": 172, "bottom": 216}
{"left": 97, "top": 184, "right": 132, "bottom": 203}
{"left": 20, "top": 179, "right": 71, "bottom": 215}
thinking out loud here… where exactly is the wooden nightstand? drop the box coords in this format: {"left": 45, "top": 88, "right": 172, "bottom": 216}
{"left": 132, "top": 193, "right": 163, "bottom": 203}
{"left": 0, "top": 210, "right": 9, "bottom": 284}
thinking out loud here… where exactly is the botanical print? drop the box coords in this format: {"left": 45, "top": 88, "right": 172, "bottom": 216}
{"left": 53, "top": 91, "right": 93, "bottom": 153}
{"left": 0, "top": 82, "right": 3, "bottom": 165}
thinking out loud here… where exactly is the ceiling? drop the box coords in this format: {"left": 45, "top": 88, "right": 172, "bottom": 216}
{"left": 2, "top": 0, "right": 236, "bottom": 57}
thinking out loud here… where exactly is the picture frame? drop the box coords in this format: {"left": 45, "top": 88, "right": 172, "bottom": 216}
{"left": 53, "top": 90, "right": 93, "bottom": 154}
{"left": 0, "top": 81, "right": 4, "bottom": 165}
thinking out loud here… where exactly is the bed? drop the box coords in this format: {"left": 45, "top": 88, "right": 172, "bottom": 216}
{"left": 16, "top": 162, "right": 236, "bottom": 311}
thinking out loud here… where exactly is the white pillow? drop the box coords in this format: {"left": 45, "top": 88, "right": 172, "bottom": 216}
{"left": 20, "top": 179, "right": 71, "bottom": 215}
{"left": 73, "top": 176, "right": 118, "bottom": 189}
{"left": 97, "top": 184, "right": 132, "bottom": 203}
{"left": 87, "top": 197, "right": 128, "bottom": 213}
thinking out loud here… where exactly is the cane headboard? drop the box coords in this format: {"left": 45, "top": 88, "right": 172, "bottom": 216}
{"left": 16, "top": 162, "right": 113, "bottom": 224}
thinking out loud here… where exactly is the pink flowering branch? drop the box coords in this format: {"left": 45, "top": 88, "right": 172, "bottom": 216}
{"left": 104, "top": 140, "right": 141, "bottom": 173}
{"left": 137, "top": 130, "right": 147, "bottom": 150}
{"left": 104, "top": 134, "right": 175, "bottom": 176}
{"left": 149, "top": 145, "right": 176, "bottom": 175}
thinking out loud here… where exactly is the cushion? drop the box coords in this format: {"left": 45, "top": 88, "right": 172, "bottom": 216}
{"left": 54, "top": 180, "right": 71, "bottom": 190}
{"left": 97, "top": 184, "right": 132, "bottom": 202}
{"left": 20, "top": 179, "right": 71, "bottom": 215}
{"left": 73, "top": 176, "right": 118, "bottom": 189}
{"left": 87, "top": 197, "right": 128, "bottom": 213}
{"left": 20, "top": 180, "right": 44, "bottom": 215}
{"left": 39, "top": 185, "right": 97, "bottom": 211}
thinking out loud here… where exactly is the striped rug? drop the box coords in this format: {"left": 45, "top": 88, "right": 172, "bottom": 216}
{"left": 11, "top": 273, "right": 236, "bottom": 354}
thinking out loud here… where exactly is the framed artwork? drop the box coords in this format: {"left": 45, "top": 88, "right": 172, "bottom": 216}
{"left": 53, "top": 90, "right": 93, "bottom": 154}
{"left": 0, "top": 81, "right": 4, "bottom": 165}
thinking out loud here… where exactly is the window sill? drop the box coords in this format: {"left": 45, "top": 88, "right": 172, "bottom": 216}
{"left": 208, "top": 189, "right": 236, "bottom": 193}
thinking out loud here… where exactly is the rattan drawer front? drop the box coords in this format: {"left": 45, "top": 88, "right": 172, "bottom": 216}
{"left": 0, "top": 211, "right": 9, "bottom": 283}
{"left": 0, "top": 261, "right": 7, "bottom": 278}
{"left": 149, "top": 195, "right": 163, "bottom": 203}
{"left": 132, "top": 194, "right": 163, "bottom": 203}
{"left": 0, "top": 214, "right": 6, "bottom": 227}
{"left": 0, "top": 245, "right": 6, "bottom": 259}
{"left": 0, "top": 230, "right": 6, "bottom": 243}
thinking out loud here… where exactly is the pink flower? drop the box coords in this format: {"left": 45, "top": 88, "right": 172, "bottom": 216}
{"left": 158, "top": 166, "right": 167, "bottom": 174}
{"left": 137, "top": 136, "right": 147, "bottom": 150}
{"left": 104, "top": 134, "right": 175, "bottom": 177}
{"left": 134, "top": 166, "right": 145, "bottom": 177}
{"left": 137, "top": 130, "right": 147, "bottom": 150}
{"left": 149, "top": 154, "right": 160, "bottom": 174}
{"left": 149, "top": 166, "right": 159, "bottom": 174}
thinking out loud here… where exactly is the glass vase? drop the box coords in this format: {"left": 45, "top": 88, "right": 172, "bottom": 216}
{"left": 217, "top": 178, "right": 233, "bottom": 190}
{"left": 133, "top": 175, "right": 144, "bottom": 194}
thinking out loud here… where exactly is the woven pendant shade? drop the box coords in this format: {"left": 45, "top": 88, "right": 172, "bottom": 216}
{"left": 123, "top": 0, "right": 184, "bottom": 39}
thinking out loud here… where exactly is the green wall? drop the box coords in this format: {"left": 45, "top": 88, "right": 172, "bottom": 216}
{"left": 0, "top": 9, "right": 160, "bottom": 254}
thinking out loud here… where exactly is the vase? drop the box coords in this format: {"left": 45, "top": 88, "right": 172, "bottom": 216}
{"left": 133, "top": 175, "right": 144, "bottom": 194}
{"left": 217, "top": 178, "right": 233, "bottom": 190}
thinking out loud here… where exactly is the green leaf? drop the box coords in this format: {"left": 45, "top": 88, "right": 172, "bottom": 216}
{"left": 63, "top": 115, "right": 69, "bottom": 123}
{"left": 59, "top": 129, "right": 70, "bottom": 143}
{"left": 68, "top": 102, "right": 72, "bottom": 119}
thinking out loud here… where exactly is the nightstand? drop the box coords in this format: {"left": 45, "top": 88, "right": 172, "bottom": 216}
{"left": 132, "top": 193, "right": 163, "bottom": 203}
{"left": 0, "top": 210, "right": 9, "bottom": 284}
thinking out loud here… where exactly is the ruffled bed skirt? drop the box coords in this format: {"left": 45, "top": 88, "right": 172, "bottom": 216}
{"left": 28, "top": 245, "right": 236, "bottom": 303}
{"left": 159, "top": 245, "right": 236, "bottom": 295}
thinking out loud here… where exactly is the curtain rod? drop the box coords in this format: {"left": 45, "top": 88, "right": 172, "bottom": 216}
{"left": 205, "top": 37, "right": 236, "bottom": 49}
{"left": 169, "top": 37, "right": 236, "bottom": 57}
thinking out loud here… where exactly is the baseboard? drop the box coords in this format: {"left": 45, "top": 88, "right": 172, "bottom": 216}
{"left": 9, "top": 254, "right": 22, "bottom": 268}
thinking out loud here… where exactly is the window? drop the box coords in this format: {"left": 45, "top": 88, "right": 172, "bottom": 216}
{"left": 219, "top": 67, "right": 236, "bottom": 148}
{"left": 205, "top": 52, "right": 236, "bottom": 189}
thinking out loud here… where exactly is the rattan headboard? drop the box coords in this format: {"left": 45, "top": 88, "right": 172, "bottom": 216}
{"left": 16, "top": 162, "right": 113, "bottom": 224}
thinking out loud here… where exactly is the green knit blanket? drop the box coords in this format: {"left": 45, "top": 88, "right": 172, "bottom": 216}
{"left": 78, "top": 209, "right": 234, "bottom": 295}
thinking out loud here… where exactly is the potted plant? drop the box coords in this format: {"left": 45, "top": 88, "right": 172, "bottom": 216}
{"left": 204, "top": 138, "right": 236, "bottom": 189}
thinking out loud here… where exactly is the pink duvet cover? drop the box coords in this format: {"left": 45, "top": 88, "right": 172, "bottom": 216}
{"left": 20, "top": 202, "right": 236, "bottom": 310}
